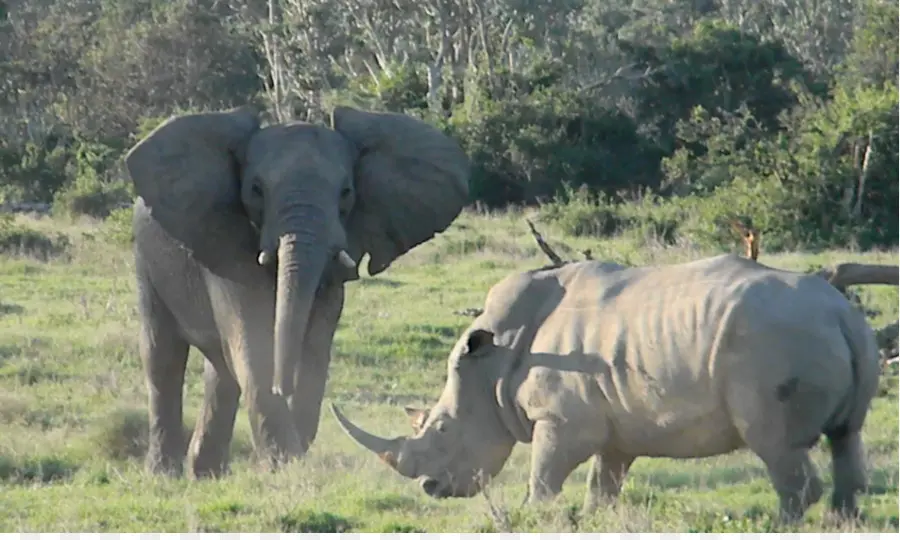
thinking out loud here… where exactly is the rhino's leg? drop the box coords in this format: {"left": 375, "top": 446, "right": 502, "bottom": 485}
{"left": 758, "top": 448, "right": 824, "bottom": 523}
{"left": 828, "top": 430, "right": 866, "bottom": 519}
{"left": 528, "top": 420, "right": 599, "bottom": 504}
{"left": 583, "top": 452, "right": 635, "bottom": 512}
{"left": 726, "top": 368, "right": 832, "bottom": 522}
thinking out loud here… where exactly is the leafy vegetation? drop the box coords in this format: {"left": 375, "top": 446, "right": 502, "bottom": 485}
{"left": 0, "top": 0, "right": 897, "bottom": 251}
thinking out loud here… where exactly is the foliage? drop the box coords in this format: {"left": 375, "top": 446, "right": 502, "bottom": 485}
{"left": 1, "top": 0, "right": 896, "bottom": 249}
{"left": 621, "top": 20, "right": 825, "bottom": 154}
{"left": 0, "top": 214, "right": 70, "bottom": 259}
{"left": 50, "top": 138, "right": 133, "bottom": 219}
{"left": 103, "top": 206, "right": 136, "bottom": 247}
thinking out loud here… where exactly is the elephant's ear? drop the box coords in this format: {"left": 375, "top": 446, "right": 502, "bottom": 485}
{"left": 331, "top": 106, "right": 470, "bottom": 276}
{"left": 124, "top": 106, "right": 261, "bottom": 268}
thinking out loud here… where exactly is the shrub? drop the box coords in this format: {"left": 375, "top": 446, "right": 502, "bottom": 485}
{"left": 52, "top": 175, "right": 132, "bottom": 220}
{"left": 0, "top": 214, "right": 70, "bottom": 260}
{"left": 536, "top": 185, "right": 623, "bottom": 237}
{"left": 103, "top": 206, "right": 135, "bottom": 247}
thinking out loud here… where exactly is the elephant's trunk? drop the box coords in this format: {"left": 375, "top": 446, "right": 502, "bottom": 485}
{"left": 271, "top": 203, "right": 330, "bottom": 398}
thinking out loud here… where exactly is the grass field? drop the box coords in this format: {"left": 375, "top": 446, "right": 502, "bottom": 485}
{"left": 0, "top": 208, "right": 897, "bottom": 533}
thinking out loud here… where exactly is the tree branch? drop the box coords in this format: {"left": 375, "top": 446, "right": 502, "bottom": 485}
{"left": 814, "top": 263, "right": 899, "bottom": 291}
{"left": 526, "top": 218, "right": 564, "bottom": 265}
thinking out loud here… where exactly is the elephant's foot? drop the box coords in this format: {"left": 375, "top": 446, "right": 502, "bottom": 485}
{"left": 288, "top": 394, "right": 325, "bottom": 455}
{"left": 248, "top": 392, "right": 306, "bottom": 469}
{"left": 187, "top": 437, "right": 231, "bottom": 480}
{"left": 145, "top": 444, "right": 185, "bottom": 478}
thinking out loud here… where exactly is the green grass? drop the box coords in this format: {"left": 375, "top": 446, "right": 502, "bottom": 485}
{"left": 0, "top": 208, "right": 897, "bottom": 532}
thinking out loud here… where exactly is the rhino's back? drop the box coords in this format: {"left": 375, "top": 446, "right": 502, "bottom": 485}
{"left": 515, "top": 254, "right": 853, "bottom": 457}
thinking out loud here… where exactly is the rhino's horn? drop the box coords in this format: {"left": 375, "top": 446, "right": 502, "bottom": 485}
{"left": 330, "top": 403, "right": 414, "bottom": 477}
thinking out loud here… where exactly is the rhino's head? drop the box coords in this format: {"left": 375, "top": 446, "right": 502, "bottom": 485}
{"left": 331, "top": 328, "right": 519, "bottom": 498}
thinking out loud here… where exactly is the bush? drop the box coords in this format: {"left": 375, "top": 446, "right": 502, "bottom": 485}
{"left": 102, "top": 206, "right": 135, "bottom": 247}
{"left": 90, "top": 407, "right": 191, "bottom": 461}
{"left": 0, "top": 137, "right": 71, "bottom": 203}
{"left": 52, "top": 175, "right": 132, "bottom": 220}
{"left": 0, "top": 214, "right": 70, "bottom": 260}
{"left": 536, "top": 185, "right": 624, "bottom": 237}
{"left": 450, "top": 86, "right": 663, "bottom": 208}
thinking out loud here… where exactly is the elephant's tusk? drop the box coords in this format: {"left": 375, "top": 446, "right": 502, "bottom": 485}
{"left": 337, "top": 250, "right": 356, "bottom": 269}
{"left": 257, "top": 250, "right": 274, "bottom": 266}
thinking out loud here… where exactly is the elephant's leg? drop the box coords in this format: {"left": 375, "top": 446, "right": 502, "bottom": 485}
{"left": 138, "top": 281, "right": 190, "bottom": 477}
{"left": 204, "top": 272, "right": 302, "bottom": 468}
{"left": 187, "top": 348, "right": 241, "bottom": 479}
{"left": 288, "top": 282, "right": 344, "bottom": 452}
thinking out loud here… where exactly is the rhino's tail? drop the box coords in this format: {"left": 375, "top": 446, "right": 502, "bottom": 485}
{"left": 823, "top": 307, "right": 880, "bottom": 442}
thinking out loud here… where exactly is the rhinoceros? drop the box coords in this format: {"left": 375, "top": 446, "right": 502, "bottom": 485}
{"left": 331, "top": 254, "right": 881, "bottom": 522}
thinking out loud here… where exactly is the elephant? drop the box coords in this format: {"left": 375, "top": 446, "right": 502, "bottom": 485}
{"left": 123, "top": 105, "right": 470, "bottom": 478}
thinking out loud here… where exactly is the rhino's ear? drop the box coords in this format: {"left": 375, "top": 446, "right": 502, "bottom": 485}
{"left": 463, "top": 329, "right": 494, "bottom": 357}
{"left": 403, "top": 406, "right": 430, "bottom": 433}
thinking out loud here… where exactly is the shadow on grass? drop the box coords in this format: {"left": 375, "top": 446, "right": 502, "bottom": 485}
{"left": 0, "top": 227, "right": 71, "bottom": 261}
{"left": 865, "top": 467, "right": 899, "bottom": 496}
{"left": 355, "top": 277, "right": 404, "bottom": 289}
{"left": 0, "top": 345, "right": 22, "bottom": 361}
{"left": 0, "top": 302, "right": 24, "bottom": 316}
{"left": 91, "top": 406, "right": 256, "bottom": 463}
{"left": 277, "top": 509, "right": 354, "bottom": 533}
{"left": 0, "top": 454, "right": 79, "bottom": 484}
{"left": 358, "top": 493, "right": 420, "bottom": 512}
{"left": 636, "top": 462, "right": 769, "bottom": 491}
{"left": 0, "top": 363, "right": 69, "bottom": 385}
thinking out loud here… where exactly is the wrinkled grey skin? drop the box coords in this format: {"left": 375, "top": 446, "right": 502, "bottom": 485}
{"left": 333, "top": 255, "right": 881, "bottom": 523}
{"left": 125, "top": 105, "right": 469, "bottom": 478}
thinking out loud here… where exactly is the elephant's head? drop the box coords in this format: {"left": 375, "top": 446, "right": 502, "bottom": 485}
{"left": 124, "top": 105, "right": 470, "bottom": 397}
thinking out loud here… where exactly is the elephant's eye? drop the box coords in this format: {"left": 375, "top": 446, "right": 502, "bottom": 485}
{"left": 251, "top": 184, "right": 263, "bottom": 197}
{"left": 340, "top": 187, "right": 352, "bottom": 199}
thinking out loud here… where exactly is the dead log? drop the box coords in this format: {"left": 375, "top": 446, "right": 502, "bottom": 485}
{"left": 813, "top": 263, "right": 899, "bottom": 291}
{"left": 525, "top": 218, "right": 564, "bottom": 265}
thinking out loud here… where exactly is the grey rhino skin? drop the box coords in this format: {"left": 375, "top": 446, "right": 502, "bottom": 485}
{"left": 332, "top": 254, "right": 881, "bottom": 523}
{"left": 125, "top": 105, "right": 469, "bottom": 478}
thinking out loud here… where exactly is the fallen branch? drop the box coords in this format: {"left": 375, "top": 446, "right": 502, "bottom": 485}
{"left": 814, "top": 263, "right": 899, "bottom": 291}
{"left": 525, "top": 218, "right": 564, "bottom": 265}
